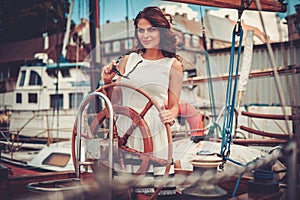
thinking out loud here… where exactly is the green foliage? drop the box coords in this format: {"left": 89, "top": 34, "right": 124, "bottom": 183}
{"left": 0, "top": 0, "right": 71, "bottom": 43}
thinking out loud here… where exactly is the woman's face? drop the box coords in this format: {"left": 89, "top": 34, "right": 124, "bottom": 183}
{"left": 137, "top": 18, "right": 161, "bottom": 49}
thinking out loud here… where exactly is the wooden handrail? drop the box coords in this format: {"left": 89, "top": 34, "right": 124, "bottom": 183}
{"left": 241, "top": 111, "right": 294, "bottom": 120}
{"left": 240, "top": 125, "right": 290, "bottom": 139}
{"left": 183, "top": 65, "right": 300, "bottom": 85}
{"left": 233, "top": 138, "right": 288, "bottom": 145}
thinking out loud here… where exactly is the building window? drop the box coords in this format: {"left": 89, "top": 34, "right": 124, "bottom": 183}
{"left": 69, "top": 93, "right": 83, "bottom": 108}
{"left": 184, "top": 34, "right": 191, "bottom": 48}
{"left": 50, "top": 94, "right": 63, "bottom": 109}
{"left": 192, "top": 35, "right": 200, "bottom": 48}
{"left": 104, "top": 43, "right": 111, "bottom": 53}
{"left": 19, "top": 71, "right": 26, "bottom": 86}
{"left": 28, "top": 93, "right": 38, "bottom": 103}
{"left": 113, "top": 41, "right": 120, "bottom": 52}
{"left": 16, "top": 93, "right": 22, "bottom": 103}
{"left": 124, "top": 39, "right": 133, "bottom": 50}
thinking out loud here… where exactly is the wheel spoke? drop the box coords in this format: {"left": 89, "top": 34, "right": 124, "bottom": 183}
{"left": 140, "top": 100, "right": 154, "bottom": 117}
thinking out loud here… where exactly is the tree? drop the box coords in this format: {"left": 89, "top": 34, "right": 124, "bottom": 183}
{"left": 0, "top": 0, "right": 71, "bottom": 44}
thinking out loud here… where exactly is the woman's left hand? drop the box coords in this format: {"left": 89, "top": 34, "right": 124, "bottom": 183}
{"left": 159, "top": 105, "right": 175, "bottom": 125}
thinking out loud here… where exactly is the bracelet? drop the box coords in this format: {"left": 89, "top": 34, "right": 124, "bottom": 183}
{"left": 170, "top": 119, "right": 175, "bottom": 126}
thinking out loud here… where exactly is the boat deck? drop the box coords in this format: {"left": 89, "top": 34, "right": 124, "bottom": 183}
{"left": 0, "top": 164, "right": 285, "bottom": 200}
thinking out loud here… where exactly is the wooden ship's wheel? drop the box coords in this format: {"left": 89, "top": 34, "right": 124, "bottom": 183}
{"left": 72, "top": 82, "right": 173, "bottom": 193}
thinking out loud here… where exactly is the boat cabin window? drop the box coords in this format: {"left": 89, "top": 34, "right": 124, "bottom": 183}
{"left": 46, "top": 68, "right": 70, "bottom": 78}
{"left": 16, "top": 93, "right": 22, "bottom": 103}
{"left": 28, "top": 93, "right": 38, "bottom": 103}
{"left": 29, "top": 71, "right": 42, "bottom": 85}
{"left": 46, "top": 69, "right": 57, "bottom": 78}
{"left": 60, "top": 69, "right": 70, "bottom": 78}
{"left": 19, "top": 71, "right": 26, "bottom": 86}
{"left": 50, "top": 94, "right": 63, "bottom": 108}
{"left": 69, "top": 93, "right": 83, "bottom": 108}
{"left": 42, "top": 153, "right": 70, "bottom": 167}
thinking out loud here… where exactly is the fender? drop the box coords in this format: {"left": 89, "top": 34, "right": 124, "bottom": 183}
{"left": 178, "top": 101, "right": 205, "bottom": 141}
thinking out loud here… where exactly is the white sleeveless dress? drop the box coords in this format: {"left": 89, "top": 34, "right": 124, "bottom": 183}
{"left": 115, "top": 52, "right": 176, "bottom": 195}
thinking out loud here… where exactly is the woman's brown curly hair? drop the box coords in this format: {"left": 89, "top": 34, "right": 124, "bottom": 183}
{"left": 134, "top": 6, "right": 177, "bottom": 58}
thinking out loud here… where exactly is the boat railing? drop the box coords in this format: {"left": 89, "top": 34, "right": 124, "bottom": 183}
{"left": 7, "top": 111, "right": 81, "bottom": 143}
{"left": 233, "top": 107, "right": 292, "bottom": 146}
{"left": 24, "top": 91, "right": 114, "bottom": 195}
{"left": 74, "top": 91, "right": 113, "bottom": 180}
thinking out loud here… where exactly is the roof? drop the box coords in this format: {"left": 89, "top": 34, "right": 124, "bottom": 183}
{"left": 173, "top": 14, "right": 202, "bottom": 35}
{"left": 100, "top": 20, "right": 135, "bottom": 41}
{"left": 0, "top": 33, "right": 64, "bottom": 63}
{"left": 172, "top": 11, "right": 236, "bottom": 43}
{"left": 204, "top": 12, "right": 235, "bottom": 42}
{"left": 0, "top": 37, "right": 44, "bottom": 63}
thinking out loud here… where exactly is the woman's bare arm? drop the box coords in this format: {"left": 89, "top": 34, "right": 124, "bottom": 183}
{"left": 160, "top": 59, "right": 183, "bottom": 125}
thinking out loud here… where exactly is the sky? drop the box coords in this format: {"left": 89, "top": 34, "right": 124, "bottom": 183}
{"left": 72, "top": 0, "right": 300, "bottom": 25}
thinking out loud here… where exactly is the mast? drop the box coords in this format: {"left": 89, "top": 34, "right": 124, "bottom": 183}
{"left": 62, "top": 0, "right": 74, "bottom": 58}
{"left": 89, "top": 0, "right": 101, "bottom": 91}
{"left": 88, "top": 0, "right": 102, "bottom": 116}
{"left": 95, "top": 0, "right": 101, "bottom": 64}
{"left": 126, "top": 0, "right": 130, "bottom": 48}
{"left": 53, "top": 3, "right": 63, "bottom": 143}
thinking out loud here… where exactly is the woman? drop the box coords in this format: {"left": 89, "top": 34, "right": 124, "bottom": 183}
{"left": 102, "top": 6, "right": 183, "bottom": 199}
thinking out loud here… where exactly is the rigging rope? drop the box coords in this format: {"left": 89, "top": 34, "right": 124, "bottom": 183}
{"left": 220, "top": 9, "right": 244, "bottom": 167}
{"left": 204, "top": 51, "right": 220, "bottom": 137}
{"left": 199, "top": 5, "right": 219, "bottom": 137}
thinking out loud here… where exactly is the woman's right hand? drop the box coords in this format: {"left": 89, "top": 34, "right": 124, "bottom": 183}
{"left": 101, "top": 60, "right": 119, "bottom": 84}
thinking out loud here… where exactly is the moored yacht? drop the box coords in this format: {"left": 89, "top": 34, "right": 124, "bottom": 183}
{"left": 8, "top": 53, "right": 90, "bottom": 140}
{"left": 0, "top": 53, "right": 91, "bottom": 172}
